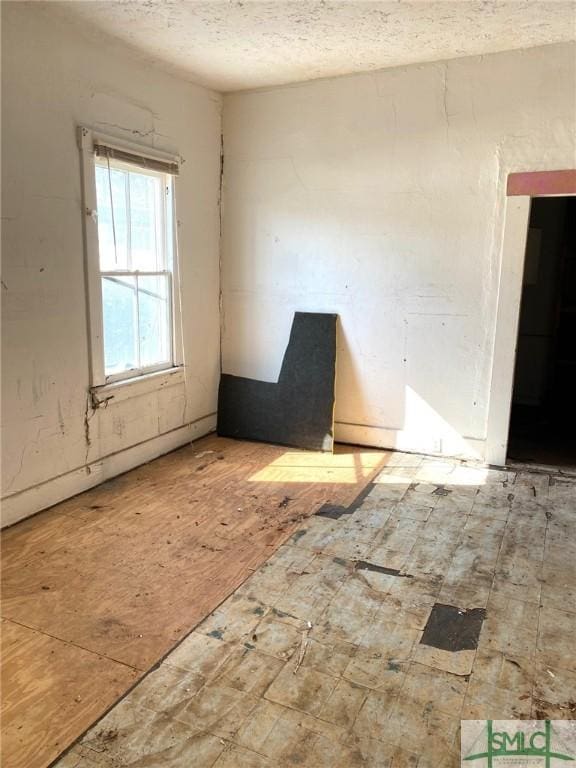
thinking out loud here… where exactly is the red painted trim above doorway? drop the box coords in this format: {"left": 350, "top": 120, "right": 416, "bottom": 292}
{"left": 507, "top": 170, "right": 576, "bottom": 197}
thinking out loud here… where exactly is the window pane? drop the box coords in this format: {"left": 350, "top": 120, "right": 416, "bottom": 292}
{"left": 129, "top": 172, "right": 162, "bottom": 271}
{"left": 138, "top": 275, "right": 171, "bottom": 368}
{"left": 102, "top": 276, "right": 137, "bottom": 375}
{"left": 95, "top": 165, "right": 129, "bottom": 270}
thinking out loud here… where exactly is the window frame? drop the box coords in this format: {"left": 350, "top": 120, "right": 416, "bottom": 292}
{"left": 78, "top": 126, "right": 183, "bottom": 389}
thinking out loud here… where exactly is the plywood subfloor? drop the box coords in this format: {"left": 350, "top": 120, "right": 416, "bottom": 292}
{"left": 1, "top": 435, "right": 387, "bottom": 768}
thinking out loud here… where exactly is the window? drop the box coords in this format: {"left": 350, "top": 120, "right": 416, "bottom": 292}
{"left": 79, "top": 128, "right": 182, "bottom": 388}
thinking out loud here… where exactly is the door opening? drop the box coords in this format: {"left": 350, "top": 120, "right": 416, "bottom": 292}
{"left": 507, "top": 196, "right": 576, "bottom": 466}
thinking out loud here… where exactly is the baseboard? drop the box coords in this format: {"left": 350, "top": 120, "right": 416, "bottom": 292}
{"left": 334, "top": 421, "right": 486, "bottom": 462}
{"left": 1, "top": 414, "right": 216, "bottom": 528}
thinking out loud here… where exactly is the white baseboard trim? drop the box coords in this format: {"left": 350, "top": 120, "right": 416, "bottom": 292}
{"left": 1, "top": 414, "right": 216, "bottom": 528}
{"left": 334, "top": 421, "right": 486, "bottom": 462}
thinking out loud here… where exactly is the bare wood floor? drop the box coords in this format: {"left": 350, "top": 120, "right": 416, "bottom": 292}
{"left": 1, "top": 435, "right": 386, "bottom": 768}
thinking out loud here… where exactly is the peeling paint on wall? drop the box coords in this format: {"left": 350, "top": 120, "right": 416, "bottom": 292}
{"left": 1, "top": 3, "right": 222, "bottom": 522}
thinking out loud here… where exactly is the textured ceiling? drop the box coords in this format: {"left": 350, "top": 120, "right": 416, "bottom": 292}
{"left": 50, "top": 0, "right": 575, "bottom": 92}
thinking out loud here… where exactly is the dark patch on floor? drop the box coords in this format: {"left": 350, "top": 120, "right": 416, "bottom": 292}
{"left": 315, "top": 482, "right": 375, "bottom": 521}
{"left": 420, "top": 603, "right": 486, "bottom": 653}
{"left": 347, "top": 482, "right": 375, "bottom": 513}
{"left": 315, "top": 503, "right": 351, "bottom": 520}
{"left": 355, "top": 560, "right": 413, "bottom": 577}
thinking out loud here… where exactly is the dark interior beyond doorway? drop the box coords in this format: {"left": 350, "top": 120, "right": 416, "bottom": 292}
{"left": 508, "top": 196, "right": 576, "bottom": 467}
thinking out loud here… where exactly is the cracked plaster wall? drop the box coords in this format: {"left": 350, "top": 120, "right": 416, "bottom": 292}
{"left": 221, "top": 42, "right": 576, "bottom": 460}
{"left": 1, "top": 3, "right": 222, "bottom": 525}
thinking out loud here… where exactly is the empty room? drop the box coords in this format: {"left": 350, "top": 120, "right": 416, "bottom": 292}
{"left": 1, "top": 1, "right": 575, "bottom": 766}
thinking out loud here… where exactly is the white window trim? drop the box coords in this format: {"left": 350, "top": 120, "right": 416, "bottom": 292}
{"left": 78, "top": 126, "right": 184, "bottom": 393}
{"left": 91, "top": 366, "right": 185, "bottom": 406}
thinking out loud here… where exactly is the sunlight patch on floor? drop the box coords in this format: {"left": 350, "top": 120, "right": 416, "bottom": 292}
{"left": 249, "top": 448, "right": 388, "bottom": 484}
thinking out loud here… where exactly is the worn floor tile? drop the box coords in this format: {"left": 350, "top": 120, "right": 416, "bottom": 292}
{"left": 362, "top": 546, "right": 410, "bottom": 573}
{"left": 268, "top": 544, "right": 317, "bottom": 573}
{"left": 536, "top": 604, "right": 576, "bottom": 673}
{"left": 415, "top": 461, "right": 457, "bottom": 485}
{"left": 212, "top": 646, "right": 284, "bottom": 696}
{"left": 163, "top": 630, "right": 233, "bottom": 677}
{"left": 404, "top": 535, "right": 459, "bottom": 580}
{"left": 345, "top": 735, "right": 420, "bottom": 768}
{"left": 273, "top": 558, "right": 347, "bottom": 623}
{"left": 238, "top": 700, "right": 345, "bottom": 761}
{"left": 393, "top": 500, "right": 434, "bottom": 522}
{"left": 372, "top": 590, "right": 436, "bottom": 630}
{"left": 280, "top": 703, "right": 347, "bottom": 742}
{"left": 438, "top": 580, "right": 491, "bottom": 609}
{"left": 51, "top": 454, "right": 575, "bottom": 768}
{"left": 401, "top": 662, "right": 468, "bottom": 717}
{"left": 79, "top": 700, "right": 226, "bottom": 767}
{"left": 414, "top": 644, "right": 476, "bottom": 676}
{"left": 376, "top": 516, "right": 426, "bottom": 554}
{"left": 423, "top": 508, "right": 469, "bottom": 541}
{"left": 169, "top": 683, "right": 259, "bottom": 739}
{"left": 234, "top": 700, "right": 297, "bottom": 753}
{"left": 304, "top": 737, "right": 418, "bottom": 768}
{"left": 531, "top": 661, "right": 576, "bottom": 719}
{"left": 352, "top": 688, "right": 399, "bottom": 741}
{"left": 125, "top": 663, "right": 206, "bottom": 714}
{"left": 321, "top": 534, "right": 375, "bottom": 561}
{"left": 469, "top": 496, "right": 511, "bottom": 521}
{"left": 299, "top": 635, "right": 358, "bottom": 677}
{"left": 244, "top": 614, "right": 302, "bottom": 660}
{"left": 345, "top": 508, "right": 393, "bottom": 542}
{"left": 51, "top": 748, "right": 90, "bottom": 768}
{"left": 264, "top": 663, "right": 339, "bottom": 716}
{"left": 479, "top": 594, "right": 539, "bottom": 658}
{"left": 258, "top": 714, "right": 319, "bottom": 763}
{"left": 319, "top": 578, "right": 384, "bottom": 644}
{"left": 462, "top": 677, "right": 532, "bottom": 720}
{"left": 385, "top": 699, "right": 459, "bottom": 761}
{"left": 433, "top": 491, "right": 476, "bottom": 516}
{"left": 235, "top": 562, "right": 297, "bottom": 605}
{"left": 352, "top": 562, "right": 400, "bottom": 593}
{"left": 343, "top": 644, "right": 409, "bottom": 692}
{"left": 212, "top": 743, "right": 271, "bottom": 768}
{"left": 360, "top": 618, "right": 423, "bottom": 658}
{"left": 382, "top": 452, "right": 424, "bottom": 469}
{"left": 317, "top": 678, "right": 367, "bottom": 729}
{"left": 197, "top": 594, "right": 271, "bottom": 644}
{"left": 469, "top": 649, "right": 533, "bottom": 697}
{"left": 287, "top": 517, "right": 337, "bottom": 552}
{"left": 540, "top": 561, "right": 576, "bottom": 608}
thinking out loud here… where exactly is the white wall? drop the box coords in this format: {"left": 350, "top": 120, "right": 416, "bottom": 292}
{"left": 1, "top": 3, "right": 222, "bottom": 525}
{"left": 222, "top": 43, "right": 576, "bottom": 462}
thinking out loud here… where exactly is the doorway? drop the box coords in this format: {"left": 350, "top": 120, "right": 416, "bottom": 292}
{"left": 507, "top": 196, "right": 576, "bottom": 466}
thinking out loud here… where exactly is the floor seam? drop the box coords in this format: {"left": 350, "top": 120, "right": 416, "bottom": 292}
{"left": 1, "top": 616, "right": 143, "bottom": 672}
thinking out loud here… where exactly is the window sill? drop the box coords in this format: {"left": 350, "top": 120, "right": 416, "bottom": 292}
{"left": 91, "top": 366, "right": 185, "bottom": 406}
